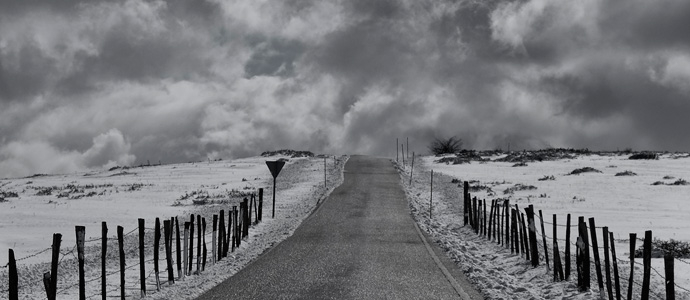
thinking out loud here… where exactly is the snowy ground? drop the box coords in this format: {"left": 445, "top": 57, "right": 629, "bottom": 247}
{"left": 0, "top": 154, "right": 347, "bottom": 299}
{"left": 398, "top": 152, "right": 690, "bottom": 300}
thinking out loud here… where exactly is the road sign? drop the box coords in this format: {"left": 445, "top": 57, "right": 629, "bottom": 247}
{"left": 266, "top": 161, "right": 285, "bottom": 178}
{"left": 266, "top": 161, "right": 286, "bottom": 218}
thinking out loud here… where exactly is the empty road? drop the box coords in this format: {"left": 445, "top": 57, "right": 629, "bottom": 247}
{"left": 198, "top": 155, "right": 482, "bottom": 299}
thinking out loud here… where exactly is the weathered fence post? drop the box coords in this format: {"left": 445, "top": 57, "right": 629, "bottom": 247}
{"left": 577, "top": 216, "right": 590, "bottom": 291}
{"left": 409, "top": 152, "right": 415, "bottom": 186}
{"left": 463, "top": 181, "right": 469, "bottom": 226}
{"left": 510, "top": 208, "right": 517, "bottom": 254}
{"left": 609, "top": 232, "right": 621, "bottom": 300}
{"left": 602, "top": 227, "right": 613, "bottom": 300}
{"left": 212, "top": 214, "right": 217, "bottom": 264}
{"left": 47, "top": 233, "right": 61, "bottom": 300}
{"left": 483, "top": 200, "right": 487, "bottom": 237}
{"left": 565, "top": 214, "right": 571, "bottom": 280}
{"left": 504, "top": 200, "right": 510, "bottom": 248}
{"left": 9, "top": 249, "right": 18, "bottom": 300}
{"left": 175, "top": 217, "right": 181, "bottom": 279}
{"left": 588, "top": 218, "right": 604, "bottom": 299}
{"left": 539, "top": 210, "right": 549, "bottom": 269}
{"left": 138, "top": 219, "right": 146, "bottom": 297}
{"left": 183, "top": 222, "right": 189, "bottom": 279}
{"left": 196, "top": 214, "right": 202, "bottom": 274}
{"left": 628, "top": 233, "right": 637, "bottom": 300}
{"left": 163, "top": 220, "right": 174, "bottom": 285}
{"left": 473, "top": 197, "right": 478, "bottom": 234}
{"left": 75, "top": 226, "right": 86, "bottom": 300}
{"left": 520, "top": 211, "right": 529, "bottom": 260}
{"left": 665, "top": 253, "right": 675, "bottom": 300}
{"left": 488, "top": 200, "right": 495, "bottom": 240}
{"left": 526, "top": 205, "right": 539, "bottom": 267}
{"left": 243, "top": 198, "right": 250, "bottom": 238}
{"left": 154, "top": 218, "right": 161, "bottom": 291}
{"left": 258, "top": 188, "right": 264, "bottom": 222}
{"left": 552, "top": 214, "right": 564, "bottom": 281}
{"left": 249, "top": 194, "right": 254, "bottom": 225}
{"left": 218, "top": 210, "right": 225, "bottom": 260}
{"left": 202, "top": 217, "right": 207, "bottom": 272}
{"left": 430, "top": 170, "right": 433, "bottom": 220}
{"left": 101, "top": 222, "right": 107, "bottom": 300}
{"left": 234, "top": 206, "right": 240, "bottom": 248}
{"left": 642, "top": 230, "right": 652, "bottom": 300}
{"left": 188, "top": 214, "right": 194, "bottom": 274}
{"left": 117, "top": 226, "right": 125, "bottom": 300}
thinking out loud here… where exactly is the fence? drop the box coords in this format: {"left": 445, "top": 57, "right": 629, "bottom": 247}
{"left": 2, "top": 188, "right": 264, "bottom": 300}
{"left": 462, "top": 182, "right": 689, "bottom": 300}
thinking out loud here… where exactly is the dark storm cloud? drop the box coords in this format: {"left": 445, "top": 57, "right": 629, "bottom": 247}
{"left": 2, "top": 0, "right": 690, "bottom": 177}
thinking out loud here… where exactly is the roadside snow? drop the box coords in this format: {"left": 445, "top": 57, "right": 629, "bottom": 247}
{"left": 0, "top": 155, "right": 347, "bottom": 299}
{"left": 398, "top": 153, "right": 689, "bottom": 300}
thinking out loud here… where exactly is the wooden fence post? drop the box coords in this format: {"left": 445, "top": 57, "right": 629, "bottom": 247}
{"left": 409, "top": 152, "right": 415, "bottom": 186}
{"left": 183, "top": 222, "right": 189, "bottom": 279}
{"left": 665, "top": 253, "right": 675, "bottom": 300}
{"left": 101, "top": 222, "right": 107, "bottom": 300}
{"left": 212, "top": 214, "right": 217, "bottom": 265}
{"left": 163, "top": 220, "right": 174, "bottom": 285}
{"left": 188, "top": 214, "right": 194, "bottom": 274}
{"left": 520, "top": 212, "right": 529, "bottom": 260}
{"left": 202, "top": 217, "right": 207, "bottom": 272}
{"left": 642, "top": 230, "right": 652, "bottom": 300}
{"left": 430, "top": 171, "right": 433, "bottom": 220}
{"left": 488, "top": 200, "right": 495, "bottom": 240}
{"left": 609, "top": 232, "right": 621, "bottom": 300}
{"left": 628, "top": 233, "right": 637, "bottom": 300}
{"left": 234, "top": 206, "right": 239, "bottom": 248}
{"left": 249, "top": 194, "right": 254, "bottom": 225}
{"left": 552, "top": 214, "right": 564, "bottom": 281}
{"left": 463, "top": 181, "right": 469, "bottom": 226}
{"left": 539, "top": 210, "right": 549, "bottom": 269}
{"left": 9, "top": 249, "right": 18, "bottom": 300}
{"left": 117, "top": 226, "right": 125, "bottom": 300}
{"left": 243, "top": 198, "right": 250, "bottom": 238}
{"left": 511, "top": 209, "right": 518, "bottom": 254}
{"left": 258, "top": 188, "right": 264, "bottom": 223}
{"left": 526, "top": 205, "right": 539, "bottom": 267}
{"left": 588, "top": 218, "right": 604, "bottom": 299}
{"left": 602, "top": 227, "right": 614, "bottom": 300}
{"left": 48, "top": 233, "right": 61, "bottom": 300}
{"left": 218, "top": 210, "right": 225, "bottom": 260}
{"left": 565, "top": 214, "right": 571, "bottom": 280}
{"left": 138, "top": 219, "right": 146, "bottom": 297}
{"left": 196, "top": 214, "right": 202, "bottom": 275}
{"left": 578, "top": 216, "right": 590, "bottom": 291}
{"left": 76, "top": 226, "right": 86, "bottom": 300}
{"left": 473, "top": 197, "right": 478, "bottom": 234}
{"left": 505, "top": 200, "right": 510, "bottom": 248}
{"left": 175, "top": 217, "right": 181, "bottom": 279}
{"left": 154, "top": 218, "right": 161, "bottom": 291}
{"left": 483, "top": 200, "right": 487, "bottom": 237}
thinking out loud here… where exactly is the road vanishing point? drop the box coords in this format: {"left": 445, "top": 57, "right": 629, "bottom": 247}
{"left": 198, "top": 155, "right": 482, "bottom": 299}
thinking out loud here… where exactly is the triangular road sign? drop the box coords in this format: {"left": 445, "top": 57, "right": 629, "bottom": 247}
{"left": 266, "top": 161, "right": 285, "bottom": 179}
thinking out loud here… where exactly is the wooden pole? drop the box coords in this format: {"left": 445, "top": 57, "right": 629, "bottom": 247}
{"left": 402, "top": 144, "right": 405, "bottom": 166}
{"left": 488, "top": 200, "right": 495, "bottom": 240}
{"left": 609, "top": 232, "right": 621, "bottom": 300}
{"left": 175, "top": 217, "right": 181, "bottom": 279}
{"left": 182, "top": 222, "right": 189, "bottom": 279}
{"left": 154, "top": 218, "right": 161, "bottom": 291}
{"left": 519, "top": 211, "right": 528, "bottom": 260}
{"left": 628, "top": 233, "right": 637, "bottom": 300}
{"left": 234, "top": 206, "right": 240, "bottom": 248}
{"left": 9, "top": 249, "right": 18, "bottom": 300}
{"left": 578, "top": 216, "right": 590, "bottom": 291}
{"left": 188, "top": 214, "right": 194, "bottom": 274}
{"left": 243, "top": 198, "right": 250, "bottom": 238}
{"left": 665, "top": 253, "right": 675, "bottom": 300}
{"left": 396, "top": 138, "right": 399, "bottom": 162}
{"left": 218, "top": 210, "right": 225, "bottom": 260}
{"left": 202, "top": 217, "right": 207, "bottom": 272}
{"left": 511, "top": 209, "right": 517, "bottom": 254}
{"left": 602, "top": 227, "right": 613, "bottom": 300}
{"left": 553, "top": 214, "right": 564, "bottom": 281}
{"left": 196, "top": 214, "right": 202, "bottom": 274}
{"left": 324, "top": 156, "right": 327, "bottom": 188}
{"left": 565, "top": 214, "right": 571, "bottom": 280}
{"left": 46, "top": 233, "right": 62, "bottom": 300}
{"left": 117, "top": 226, "right": 125, "bottom": 300}
{"left": 483, "top": 200, "right": 487, "bottom": 237}
{"left": 138, "top": 219, "right": 146, "bottom": 297}
{"left": 258, "top": 188, "right": 263, "bottom": 222}
{"left": 76, "top": 226, "right": 86, "bottom": 300}
{"left": 163, "top": 220, "right": 174, "bottom": 285}
{"left": 463, "top": 181, "right": 469, "bottom": 226}
{"left": 641, "top": 230, "right": 652, "bottom": 300}
{"left": 409, "top": 152, "right": 415, "bottom": 186}
{"left": 406, "top": 137, "right": 409, "bottom": 159}
{"left": 526, "top": 205, "right": 539, "bottom": 267}
{"left": 505, "top": 200, "right": 510, "bottom": 248}
{"left": 272, "top": 177, "right": 276, "bottom": 219}
{"left": 588, "top": 218, "right": 604, "bottom": 299}
{"left": 429, "top": 170, "right": 433, "bottom": 219}
{"left": 539, "top": 210, "right": 549, "bottom": 269}
{"left": 212, "top": 214, "right": 217, "bottom": 264}
{"left": 101, "top": 222, "right": 107, "bottom": 300}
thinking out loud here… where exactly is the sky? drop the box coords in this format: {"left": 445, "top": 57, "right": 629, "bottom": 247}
{"left": 1, "top": 0, "right": 689, "bottom": 178}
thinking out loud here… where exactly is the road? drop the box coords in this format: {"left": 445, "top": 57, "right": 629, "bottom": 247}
{"left": 197, "top": 155, "right": 482, "bottom": 299}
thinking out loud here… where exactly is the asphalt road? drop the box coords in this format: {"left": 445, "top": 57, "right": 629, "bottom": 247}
{"left": 197, "top": 155, "right": 482, "bottom": 299}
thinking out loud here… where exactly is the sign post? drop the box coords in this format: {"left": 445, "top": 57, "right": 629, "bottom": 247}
{"left": 266, "top": 161, "right": 286, "bottom": 219}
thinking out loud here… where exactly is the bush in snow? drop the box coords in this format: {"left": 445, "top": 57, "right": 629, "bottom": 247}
{"left": 568, "top": 167, "right": 602, "bottom": 175}
{"left": 615, "top": 170, "right": 637, "bottom": 176}
{"left": 428, "top": 136, "right": 463, "bottom": 155}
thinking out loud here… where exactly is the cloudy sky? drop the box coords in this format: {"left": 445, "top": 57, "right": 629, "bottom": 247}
{"left": 1, "top": 0, "right": 689, "bottom": 178}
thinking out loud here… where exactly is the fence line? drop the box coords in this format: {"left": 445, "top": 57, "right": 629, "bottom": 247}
{"left": 3, "top": 190, "right": 264, "bottom": 299}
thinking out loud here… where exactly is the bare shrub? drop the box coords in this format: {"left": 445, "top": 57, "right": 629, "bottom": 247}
{"left": 569, "top": 167, "right": 602, "bottom": 175}
{"left": 429, "top": 136, "right": 463, "bottom": 155}
{"left": 615, "top": 171, "right": 637, "bottom": 176}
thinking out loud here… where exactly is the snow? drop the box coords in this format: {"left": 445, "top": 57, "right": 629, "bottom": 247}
{"left": 398, "top": 152, "right": 690, "bottom": 300}
{"left": 0, "top": 155, "right": 347, "bottom": 299}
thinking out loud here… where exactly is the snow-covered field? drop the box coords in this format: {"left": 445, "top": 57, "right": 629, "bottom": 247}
{"left": 399, "top": 152, "right": 690, "bottom": 300}
{"left": 0, "top": 154, "right": 347, "bottom": 299}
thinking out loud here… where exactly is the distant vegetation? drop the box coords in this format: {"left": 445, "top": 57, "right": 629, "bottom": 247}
{"left": 569, "top": 167, "right": 603, "bottom": 175}
{"left": 429, "top": 136, "right": 463, "bottom": 155}
{"left": 261, "top": 149, "right": 314, "bottom": 157}
{"left": 629, "top": 152, "right": 658, "bottom": 160}
{"left": 615, "top": 170, "right": 637, "bottom": 176}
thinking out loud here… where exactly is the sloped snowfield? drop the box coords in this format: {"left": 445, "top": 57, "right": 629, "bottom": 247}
{"left": 0, "top": 155, "right": 347, "bottom": 299}
{"left": 399, "top": 152, "right": 690, "bottom": 300}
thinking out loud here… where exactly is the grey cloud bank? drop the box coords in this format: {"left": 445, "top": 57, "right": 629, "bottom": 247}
{"left": 1, "top": 0, "right": 689, "bottom": 178}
